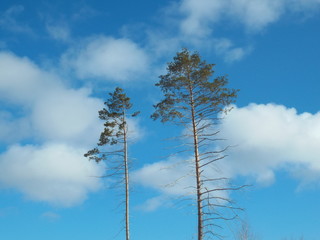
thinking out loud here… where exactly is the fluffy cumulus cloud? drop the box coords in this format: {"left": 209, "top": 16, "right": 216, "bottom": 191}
{"left": 220, "top": 104, "right": 320, "bottom": 186}
{"left": 31, "top": 88, "right": 102, "bottom": 147}
{"left": 0, "top": 51, "right": 103, "bottom": 147}
{"left": 62, "top": 36, "right": 149, "bottom": 82}
{"left": 0, "top": 51, "right": 107, "bottom": 206}
{"left": 0, "top": 144, "right": 103, "bottom": 207}
{"left": 0, "top": 111, "right": 31, "bottom": 144}
{"left": 0, "top": 52, "right": 62, "bottom": 105}
{"left": 133, "top": 103, "right": 320, "bottom": 209}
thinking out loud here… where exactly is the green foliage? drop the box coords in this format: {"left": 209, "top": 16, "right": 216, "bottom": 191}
{"left": 151, "top": 48, "right": 240, "bottom": 240}
{"left": 151, "top": 48, "right": 238, "bottom": 123}
{"left": 84, "top": 87, "right": 139, "bottom": 163}
{"left": 84, "top": 87, "right": 138, "bottom": 240}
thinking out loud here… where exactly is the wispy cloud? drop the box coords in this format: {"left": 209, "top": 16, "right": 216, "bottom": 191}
{"left": 132, "top": 156, "right": 230, "bottom": 211}
{"left": 0, "top": 5, "right": 33, "bottom": 35}
{"left": 46, "top": 23, "right": 71, "bottom": 42}
{"left": 0, "top": 207, "right": 18, "bottom": 217}
{"left": 41, "top": 211, "right": 61, "bottom": 221}
{"left": 212, "top": 38, "right": 253, "bottom": 63}
{"left": 177, "top": 0, "right": 320, "bottom": 35}
{"left": 147, "top": 0, "right": 320, "bottom": 62}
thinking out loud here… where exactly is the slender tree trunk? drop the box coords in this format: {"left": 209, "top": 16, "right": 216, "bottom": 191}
{"left": 123, "top": 115, "right": 130, "bottom": 240}
{"left": 189, "top": 85, "right": 203, "bottom": 240}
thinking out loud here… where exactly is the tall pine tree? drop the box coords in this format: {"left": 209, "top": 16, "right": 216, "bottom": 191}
{"left": 85, "top": 87, "right": 139, "bottom": 240}
{"left": 152, "top": 49, "right": 242, "bottom": 240}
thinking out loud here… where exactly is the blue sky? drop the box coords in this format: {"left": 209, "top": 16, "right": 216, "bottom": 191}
{"left": 0, "top": 0, "right": 320, "bottom": 239}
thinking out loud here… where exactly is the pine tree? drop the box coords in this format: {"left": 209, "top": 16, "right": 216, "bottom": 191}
{"left": 152, "top": 48, "right": 242, "bottom": 240}
{"left": 85, "top": 87, "right": 139, "bottom": 240}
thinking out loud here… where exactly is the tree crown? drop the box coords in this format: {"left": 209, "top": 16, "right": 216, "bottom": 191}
{"left": 151, "top": 48, "right": 238, "bottom": 123}
{"left": 84, "top": 87, "right": 139, "bottom": 162}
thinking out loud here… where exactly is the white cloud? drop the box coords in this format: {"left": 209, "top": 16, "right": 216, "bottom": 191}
{"left": 133, "top": 157, "right": 195, "bottom": 196}
{"left": 0, "top": 52, "right": 62, "bottom": 105}
{"left": 148, "top": 0, "right": 304, "bottom": 62}
{"left": 132, "top": 156, "right": 230, "bottom": 211}
{"left": 0, "top": 51, "right": 146, "bottom": 206}
{"left": 0, "top": 111, "right": 31, "bottom": 144}
{"left": 179, "top": 0, "right": 226, "bottom": 37}
{"left": 135, "top": 195, "right": 171, "bottom": 212}
{"left": 31, "top": 88, "right": 102, "bottom": 147}
{"left": 212, "top": 38, "right": 252, "bottom": 63}
{"left": 0, "top": 52, "right": 107, "bottom": 206}
{"left": 0, "top": 51, "right": 103, "bottom": 147}
{"left": 132, "top": 158, "right": 194, "bottom": 211}
{"left": 220, "top": 103, "right": 320, "bottom": 186}
{"left": 46, "top": 24, "right": 71, "bottom": 42}
{"left": 148, "top": 0, "right": 253, "bottom": 62}
{"left": 0, "top": 143, "right": 103, "bottom": 207}
{"left": 228, "top": 0, "right": 285, "bottom": 31}
{"left": 126, "top": 117, "right": 145, "bottom": 142}
{"left": 178, "top": 0, "right": 320, "bottom": 36}
{"left": 133, "top": 103, "right": 320, "bottom": 209}
{"left": 62, "top": 36, "right": 149, "bottom": 82}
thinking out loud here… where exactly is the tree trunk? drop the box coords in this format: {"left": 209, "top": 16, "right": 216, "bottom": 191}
{"left": 189, "top": 85, "right": 203, "bottom": 240}
{"left": 124, "top": 116, "right": 130, "bottom": 240}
